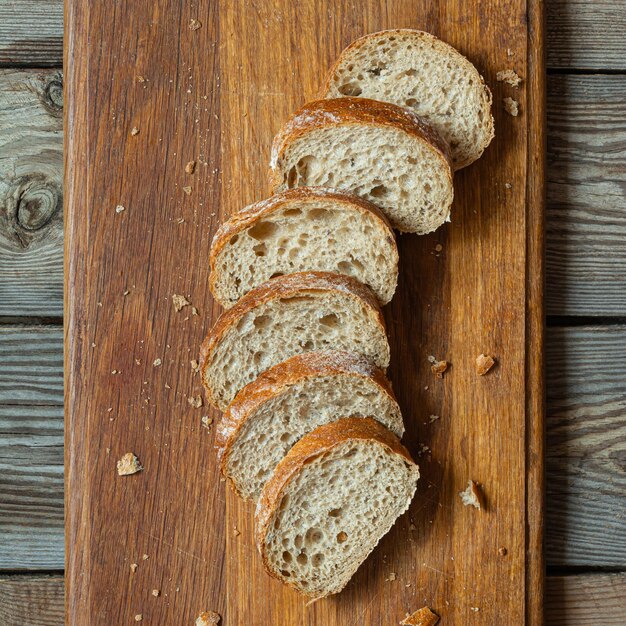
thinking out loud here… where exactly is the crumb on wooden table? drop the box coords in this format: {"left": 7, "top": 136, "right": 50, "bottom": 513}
{"left": 152, "top": 589, "right": 160, "bottom": 597}
{"left": 196, "top": 611, "right": 221, "bottom": 626}
{"left": 115, "top": 204, "right": 125, "bottom": 213}
{"left": 386, "top": 572, "right": 397, "bottom": 582}
{"left": 185, "top": 160, "right": 197, "bottom": 174}
{"left": 131, "top": 127, "right": 140, "bottom": 136}
{"left": 134, "top": 614, "right": 142, "bottom": 622}
{"left": 191, "top": 359, "right": 200, "bottom": 373}
{"left": 503, "top": 97, "right": 519, "bottom": 116}
{"left": 188, "top": 395, "right": 203, "bottom": 408}
{"left": 130, "top": 563, "right": 138, "bottom": 573}
{"left": 496, "top": 69, "right": 522, "bottom": 87}
{"left": 117, "top": 453, "right": 143, "bottom": 476}
{"left": 189, "top": 19, "right": 202, "bottom": 30}
{"left": 201, "top": 415, "right": 213, "bottom": 429}
{"left": 183, "top": 185, "right": 192, "bottom": 195}
{"left": 499, "top": 547, "right": 508, "bottom": 556}
{"left": 152, "top": 358, "right": 162, "bottom": 367}
{"left": 459, "top": 480, "right": 484, "bottom": 510}
{"left": 429, "top": 414, "right": 440, "bottom": 423}
{"left": 429, "top": 358, "right": 448, "bottom": 378}
{"left": 172, "top": 294, "right": 191, "bottom": 311}
{"left": 401, "top": 606, "right": 440, "bottom": 626}
{"left": 475, "top": 353, "right": 496, "bottom": 376}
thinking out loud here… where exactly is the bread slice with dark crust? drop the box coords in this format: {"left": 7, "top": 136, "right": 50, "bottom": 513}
{"left": 217, "top": 350, "right": 404, "bottom": 501}
{"left": 209, "top": 188, "right": 399, "bottom": 307}
{"left": 321, "top": 29, "right": 494, "bottom": 170}
{"left": 200, "top": 272, "right": 389, "bottom": 411}
{"left": 268, "top": 97, "right": 454, "bottom": 234}
{"left": 255, "top": 417, "right": 419, "bottom": 598}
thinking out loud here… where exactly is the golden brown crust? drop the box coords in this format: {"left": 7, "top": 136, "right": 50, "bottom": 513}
{"left": 401, "top": 606, "right": 440, "bottom": 626}
{"left": 199, "top": 272, "right": 386, "bottom": 409}
{"left": 268, "top": 96, "right": 453, "bottom": 189}
{"left": 319, "top": 29, "right": 494, "bottom": 170}
{"left": 216, "top": 351, "right": 398, "bottom": 495}
{"left": 254, "top": 417, "right": 417, "bottom": 595}
{"left": 209, "top": 188, "right": 397, "bottom": 306}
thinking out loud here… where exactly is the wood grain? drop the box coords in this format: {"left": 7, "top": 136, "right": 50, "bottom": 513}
{"left": 546, "top": 0, "right": 626, "bottom": 70}
{"left": 0, "top": 69, "right": 63, "bottom": 317}
{"left": 2, "top": 573, "right": 625, "bottom": 625}
{"left": 0, "top": 1, "right": 63, "bottom": 67}
{"left": 546, "top": 75, "right": 626, "bottom": 316}
{"left": 0, "top": 404, "right": 64, "bottom": 570}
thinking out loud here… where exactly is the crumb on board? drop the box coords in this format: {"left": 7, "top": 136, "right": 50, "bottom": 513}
{"left": 476, "top": 353, "right": 496, "bottom": 376}
{"left": 503, "top": 97, "right": 519, "bottom": 116}
{"left": 192, "top": 306, "right": 199, "bottom": 316}
{"left": 196, "top": 612, "right": 221, "bottom": 626}
{"left": 134, "top": 614, "right": 142, "bottom": 621}
{"left": 429, "top": 414, "right": 440, "bottom": 423}
{"left": 115, "top": 204, "right": 125, "bottom": 213}
{"left": 188, "top": 395, "right": 203, "bottom": 408}
{"left": 152, "top": 589, "right": 160, "bottom": 597}
{"left": 142, "top": 554, "right": 149, "bottom": 560}
{"left": 430, "top": 359, "right": 448, "bottom": 378}
{"left": 117, "top": 453, "right": 143, "bottom": 476}
{"left": 172, "top": 294, "right": 191, "bottom": 311}
{"left": 459, "top": 480, "right": 484, "bottom": 510}
{"left": 201, "top": 415, "right": 213, "bottom": 429}
{"left": 497, "top": 69, "right": 522, "bottom": 87}
{"left": 131, "top": 127, "right": 140, "bottom": 136}
{"left": 152, "top": 358, "right": 162, "bottom": 367}
{"left": 191, "top": 359, "right": 200, "bottom": 373}
{"left": 471, "top": 607, "right": 480, "bottom": 612}
{"left": 233, "top": 526, "right": 240, "bottom": 536}
{"left": 505, "top": 182, "right": 512, "bottom": 189}
{"left": 499, "top": 547, "right": 508, "bottom": 556}
{"left": 185, "top": 160, "right": 197, "bottom": 174}
{"left": 189, "top": 19, "right": 202, "bottom": 30}
{"left": 401, "top": 606, "right": 440, "bottom": 626}
{"left": 386, "top": 572, "right": 397, "bottom": 582}
{"left": 130, "top": 563, "right": 138, "bottom": 573}
{"left": 182, "top": 185, "right": 192, "bottom": 195}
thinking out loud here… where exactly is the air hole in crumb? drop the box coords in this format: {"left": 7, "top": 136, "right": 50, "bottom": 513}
{"left": 286, "top": 166, "right": 297, "bottom": 187}
{"left": 424, "top": 183, "right": 432, "bottom": 194}
{"left": 269, "top": 271, "right": 284, "bottom": 279}
{"left": 405, "top": 98, "right": 418, "bottom": 107}
{"left": 296, "top": 552, "right": 308, "bottom": 565}
{"left": 280, "top": 569, "right": 291, "bottom": 577}
{"left": 338, "top": 82, "right": 362, "bottom": 96}
{"left": 336, "top": 531, "right": 348, "bottom": 543}
{"left": 328, "top": 508, "right": 342, "bottom": 518}
{"left": 249, "top": 221, "right": 278, "bottom": 241}
{"left": 282, "top": 208, "right": 302, "bottom": 217}
{"left": 294, "top": 535, "right": 303, "bottom": 549}
{"left": 312, "top": 553, "right": 325, "bottom": 567}
{"left": 319, "top": 313, "right": 339, "bottom": 328}
{"left": 282, "top": 551, "right": 292, "bottom": 563}
{"left": 403, "top": 68, "right": 418, "bottom": 77}
{"left": 279, "top": 432, "right": 291, "bottom": 442}
{"left": 253, "top": 315, "right": 271, "bottom": 329}
{"left": 229, "top": 234, "right": 239, "bottom": 245}
{"left": 370, "top": 184, "right": 388, "bottom": 198}
{"left": 307, "top": 208, "right": 328, "bottom": 220}
{"left": 253, "top": 242, "right": 267, "bottom": 257}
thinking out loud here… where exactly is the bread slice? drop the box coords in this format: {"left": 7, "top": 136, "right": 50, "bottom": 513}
{"left": 217, "top": 350, "right": 404, "bottom": 501}
{"left": 268, "top": 97, "right": 453, "bottom": 234}
{"left": 209, "top": 188, "right": 398, "bottom": 308}
{"left": 255, "top": 417, "right": 419, "bottom": 598}
{"left": 321, "top": 29, "right": 494, "bottom": 170}
{"left": 200, "top": 272, "right": 389, "bottom": 411}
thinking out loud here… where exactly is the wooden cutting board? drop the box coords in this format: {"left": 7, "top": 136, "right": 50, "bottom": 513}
{"left": 65, "top": 1, "right": 545, "bottom": 624}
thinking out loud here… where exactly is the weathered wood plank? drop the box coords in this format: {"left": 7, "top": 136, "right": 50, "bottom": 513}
{"left": 0, "top": 404, "right": 63, "bottom": 570}
{"left": 0, "top": 576, "right": 64, "bottom": 626}
{"left": 546, "top": 0, "right": 626, "bottom": 70}
{"left": 545, "top": 574, "right": 626, "bottom": 625}
{"left": 0, "top": 1, "right": 63, "bottom": 67}
{"left": 1, "top": 573, "right": 623, "bottom": 625}
{"left": 0, "top": 69, "right": 63, "bottom": 317}
{"left": 546, "top": 74, "right": 626, "bottom": 316}
{"left": 546, "top": 326, "right": 626, "bottom": 566}
{"left": 0, "top": 327, "right": 63, "bottom": 406}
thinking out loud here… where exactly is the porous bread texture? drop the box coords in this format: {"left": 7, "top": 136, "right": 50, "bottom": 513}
{"left": 256, "top": 419, "right": 419, "bottom": 598}
{"left": 322, "top": 29, "right": 494, "bottom": 170}
{"left": 219, "top": 353, "right": 404, "bottom": 501}
{"left": 200, "top": 273, "right": 389, "bottom": 410}
{"left": 269, "top": 98, "right": 454, "bottom": 234}
{"left": 210, "top": 189, "right": 398, "bottom": 307}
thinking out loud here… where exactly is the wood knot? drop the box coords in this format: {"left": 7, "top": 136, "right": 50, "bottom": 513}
{"left": 41, "top": 72, "right": 63, "bottom": 116}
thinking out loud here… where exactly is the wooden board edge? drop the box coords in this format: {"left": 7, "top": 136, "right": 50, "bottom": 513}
{"left": 526, "top": 0, "right": 546, "bottom": 623}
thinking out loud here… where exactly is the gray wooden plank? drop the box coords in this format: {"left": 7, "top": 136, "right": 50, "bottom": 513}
{"left": 0, "top": 573, "right": 623, "bottom": 625}
{"left": 546, "top": 326, "right": 626, "bottom": 566}
{"left": 546, "top": 574, "right": 626, "bottom": 625}
{"left": 0, "top": 69, "right": 63, "bottom": 317}
{"left": 0, "top": 327, "right": 63, "bottom": 406}
{"left": 546, "top": 0, "right": 626, "bottom": 70}
{"left": 546, "top": 74, "right": 626, "bottom": 316}
{"left": 0, "top": 1, "right": 63, "bottom": 67}
{"left": 0, "top": 576, "right": 64, "bottom": 626}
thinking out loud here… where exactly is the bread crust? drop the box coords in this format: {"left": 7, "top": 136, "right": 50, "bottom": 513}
{"left": 217, "top": 350, "right": 400, "bottom": 497}
{"left": 209, "top": 187, "right": 398, "bottom": 307}
{"left": 268, "top": 96, "right": 453, "bottom": 189}
{"left": 319, "top": 29, "right": 494, "bottom": 170}
{"left": 199, "top": 272, "right": 387, "bottom": 409}
{"left": 254, "top": 416, "right": 417, "bottom": 597}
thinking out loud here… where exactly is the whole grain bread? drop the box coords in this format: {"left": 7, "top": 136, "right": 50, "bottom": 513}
{"left": 255, "top": 417, "right": 419, "bottom": 598}
{"left": 210, "top": 188, "right": 399, "bottom": 307}
{"left": 200, "top": 272, "right": 390, "bottom": 410}
{"left": 321, "top": 29, "right": 494, "bottom": 170}
{"left": 217, "top": 350, "right": 404, "bottom": 501}
{"left": 268, "top": 97, "right": 454, "bottom": 234}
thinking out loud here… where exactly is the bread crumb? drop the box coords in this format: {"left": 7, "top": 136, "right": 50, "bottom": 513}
{"left": 429, "top": 414, "right": 440, "bottom": 423}
{"left": 233, "top": 526, "right": 240, "bottom": 536}
{"left": 386, "top": 572, "right": 396, "bottom": 581}
{"left": 182, "top": 186, "right": 192, "bottom": 195}
{"left": 499, "top": 547, "right": 508, "bottom": 556}
{"left": 191, "top": 359, "right": 200, "bottom": 373}
{"left": 152, "top": 589, "right": 160, "bottom": 597}
{"left": 497, "top": 69, "right": 522, "bottom": 87}
{"left": 134, "top": 614, "right": 142, "bottom": 621}
{"left": 130, "top": 563, "right": 138, "bottom": 573}
{"left": 115, "top": 204, "right": 125, "bottom": 213}
{"left": 434, "top": 243, "right": 443, "bottom": 253}
{"left": 507, "top": 48, "right": 513, "bottom": 57}
{"left": 505, "top": 182, "right": 512, "bottom": 189}
{"left": 192, "top": 306, "right": 199, "bottom": 316}
{"left": 131, "top": 127, "right": 140, "bottom": 136}
{"left": 471, "top": 607, "right": 480, "bottom": 612}
{"left": 137, "top": 75, "right": 146, "bottom": 83}
{"left": 152, "top": 358, "right": 162, "bottom": 367}
{"left": 401, "top": 606, "right": 440, "bottom": 626}
{"left": 201, "top": 415, "right": 213, "bottom": 429}
{"left": 176, "top": 217, "right": 185, "bottom": 224}
{"left": 195, "top": 612, "right": 220, "bottom": 626}
{"left": 459, "top": 480, "right": 484, "bottom": 510}
{"left": 188, "top": 395, "right": 203, "bottom": 408}
{"left": 185, "top": 160, "right": 197, "bottom": 174}
{"left": 503, "top": 97, "right": 519, "bottom": 116}
{"left": 476, "top": 353, "right": 496, "bottom": 376}
{"left": 430, "top": 360, "right": 448, "bottom": 378}
{"left": 142, "top": 554, "right": 149, "bottom": 560}
{"left": 172, "top": 294, "right": 191, "bottom": 311}
{"left": 189, "top": 19, "right": 202, "bottom": 30}
{"left": 117, "top": 453, "right": 143, "bottom": 476}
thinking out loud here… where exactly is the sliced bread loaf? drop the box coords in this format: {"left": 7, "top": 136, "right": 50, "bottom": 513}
{"left": 268, "top": 97, "right": 454, "bottom": 234}
{"left": 217, "top": 350, "right": 403, "bottom": 501}
{"left": 200, "top": 272, "right": 389, "bottom": 411}
{"left": 321, "top": 29, "right": 494, "bottom": 170}
{"left": 255, "top": 417, "right": 419, "bottom": 598}
{"left": 210, "top": 188, "right": 398, "bottom": 308}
